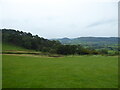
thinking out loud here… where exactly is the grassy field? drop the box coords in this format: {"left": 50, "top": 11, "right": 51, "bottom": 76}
{"left": 2, "top": 43, "right": 29, "bottom": 51}
{"left": 2, "top": 55, "right": 118, "bottom": 88}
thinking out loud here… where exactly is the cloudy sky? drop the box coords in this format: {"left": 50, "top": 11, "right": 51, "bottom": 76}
{"left": 0, "top": 0, "right": 118, "bottom": 39}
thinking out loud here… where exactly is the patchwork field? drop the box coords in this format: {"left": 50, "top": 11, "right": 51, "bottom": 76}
{"left": 2, "top": 55, "right": 118, "bottom": 88}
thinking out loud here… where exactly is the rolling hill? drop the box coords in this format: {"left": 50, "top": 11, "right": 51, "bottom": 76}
{"left": 52, "top": 37, "right": 118, "bottom": 45}
{"left": 51, "top": 37, "right": 119, "bottom": 51}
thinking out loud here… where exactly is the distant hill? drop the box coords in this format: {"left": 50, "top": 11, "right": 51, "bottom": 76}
{"left": 51, "top": 37, "right": 119, "bottom": 51}
{"left": 52, "top": 37, "right": 118, "bottom": 46}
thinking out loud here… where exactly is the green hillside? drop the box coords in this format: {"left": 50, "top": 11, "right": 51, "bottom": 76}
{"left": 2, "top": 43, "right": 59, "bottom": 56}
{"left": 2, "top": 43, "right": 29, "bottom": 51}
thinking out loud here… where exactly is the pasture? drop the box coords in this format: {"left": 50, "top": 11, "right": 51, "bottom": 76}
{"left": 2, "top": 55, "right": 118, "bottom": 88}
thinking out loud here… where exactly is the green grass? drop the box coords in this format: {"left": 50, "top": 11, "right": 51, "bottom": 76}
{"left": 2, "top": 43, "right": 29, "bottom": 51}
{"left": 2, "top": 55, "right": 118, "bottom": 88}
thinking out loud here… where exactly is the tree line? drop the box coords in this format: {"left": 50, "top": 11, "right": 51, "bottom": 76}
{"left": 1, "top": 29, "right": 118, "bottom": 55}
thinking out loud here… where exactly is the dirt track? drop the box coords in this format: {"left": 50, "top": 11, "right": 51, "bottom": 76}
{"left": 2, "top": 54, "right": 63, "bottom": 58}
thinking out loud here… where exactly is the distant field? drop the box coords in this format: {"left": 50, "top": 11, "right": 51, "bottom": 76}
{"left": 3, "top": 55, "right": 118, "bottom": 88}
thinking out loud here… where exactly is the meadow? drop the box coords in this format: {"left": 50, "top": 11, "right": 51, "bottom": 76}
{"left": 2, "top": 55, "right": 118, "bottom": 88}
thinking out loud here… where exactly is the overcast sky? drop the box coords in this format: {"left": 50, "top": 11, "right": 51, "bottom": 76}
{"left": 0, "top": 0, "right": 118, "bottom": 39}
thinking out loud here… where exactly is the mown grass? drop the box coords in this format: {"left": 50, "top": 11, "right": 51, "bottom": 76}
{"left": 2, "top": 55, "right": 118, "bottom": 88}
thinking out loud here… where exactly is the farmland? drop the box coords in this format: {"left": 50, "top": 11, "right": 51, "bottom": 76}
{"left": 2, "top": 55, "right": 118, "bottom": 88}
